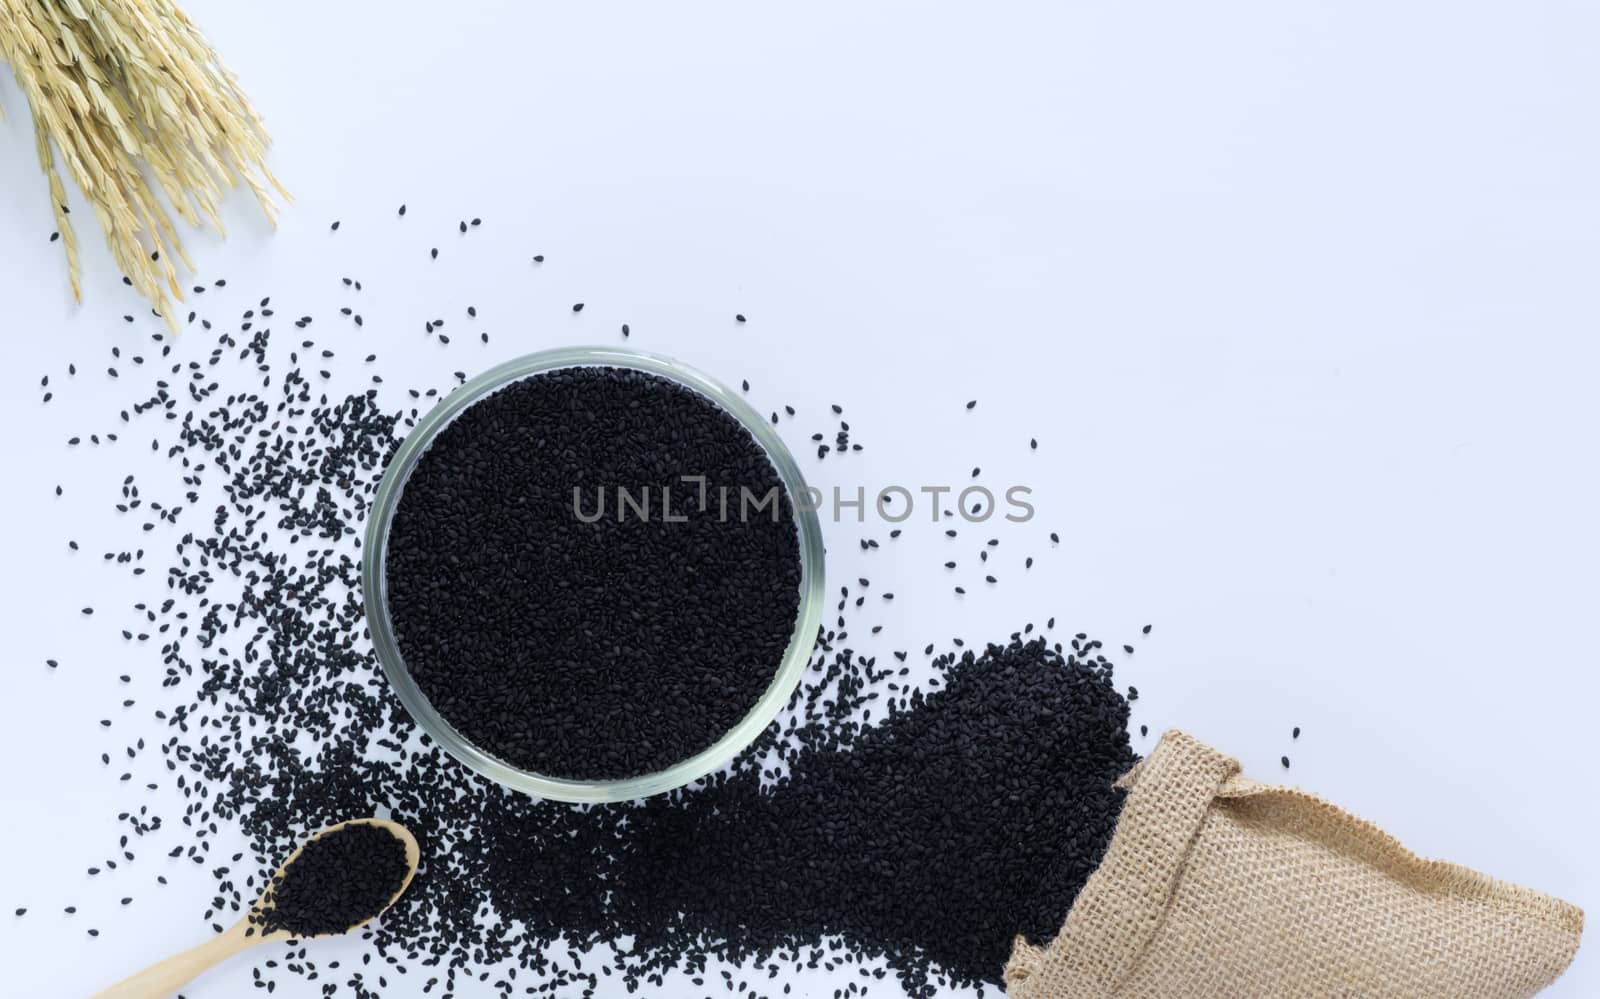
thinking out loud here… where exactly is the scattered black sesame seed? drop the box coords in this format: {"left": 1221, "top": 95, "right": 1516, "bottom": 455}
{"left": 38, "top": 247, "right": 1149, "bottom": 998}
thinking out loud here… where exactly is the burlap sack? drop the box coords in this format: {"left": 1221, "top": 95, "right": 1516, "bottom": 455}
{"left": 1005, "top": 730, "right": 1583, "bottom": 998}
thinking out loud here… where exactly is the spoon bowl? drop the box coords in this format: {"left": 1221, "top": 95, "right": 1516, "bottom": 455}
{"left": 254, "top": 817, "right": 421, "bottom": 940}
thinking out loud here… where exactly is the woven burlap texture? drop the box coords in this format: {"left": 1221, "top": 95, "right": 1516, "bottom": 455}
{"left": 1005, "top": 730, "right": 1583, "bottom": 999}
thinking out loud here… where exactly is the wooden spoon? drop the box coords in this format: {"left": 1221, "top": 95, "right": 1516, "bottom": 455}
{"left": 88, "top": 818, "right": 420, "bottom": 999}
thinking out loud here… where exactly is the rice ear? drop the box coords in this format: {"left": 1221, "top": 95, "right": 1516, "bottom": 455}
{"left": 0, "top": 0, "right": 282, "bottom": 330}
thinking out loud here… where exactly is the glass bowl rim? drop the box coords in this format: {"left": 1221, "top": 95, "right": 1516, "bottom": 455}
{"left": 361, "top": 346, "right": 826, "bottom": 802}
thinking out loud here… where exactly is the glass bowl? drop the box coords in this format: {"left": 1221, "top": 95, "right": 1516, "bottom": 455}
{"left": 361, "top": 347, "right": 826, "bottom": 802}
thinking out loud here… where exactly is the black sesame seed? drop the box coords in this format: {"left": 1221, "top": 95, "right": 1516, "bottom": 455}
{"left": 255, "top": 823, "right": 410, "bottom": 937}
{"left": 51, "top": 271, "right": 1147, "bottom": 997}
{"left": 385, "top": 367, "right": 801, "bottom": 779}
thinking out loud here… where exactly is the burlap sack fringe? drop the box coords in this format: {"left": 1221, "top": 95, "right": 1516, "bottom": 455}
{"left": 1005, "top": 730, "right": 1583, "bottom": 998}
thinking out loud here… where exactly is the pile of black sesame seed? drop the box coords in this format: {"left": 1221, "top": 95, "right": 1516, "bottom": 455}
{"left": 255, "top": 822, "right": 411, "bottom": 938}
{"left": 611, "top": 633, "right": 1135, "bottom": 993}
{"left": 385, "top": 366, "right": 802, "bottom": 780}
{"left": 19, "top": 216, "right": 1152, "bottom": 999}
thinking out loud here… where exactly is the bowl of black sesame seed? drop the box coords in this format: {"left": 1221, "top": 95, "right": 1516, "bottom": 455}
{"left": 363, "top": 347, "right": 825, "bottom": 802}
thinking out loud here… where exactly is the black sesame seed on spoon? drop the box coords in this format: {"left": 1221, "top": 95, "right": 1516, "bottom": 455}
{"left": 253, "top": 822, "right": 413, "bottom": 938}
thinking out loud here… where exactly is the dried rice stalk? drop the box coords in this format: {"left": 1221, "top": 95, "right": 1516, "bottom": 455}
{"left": 0, "top": 0, "right": 285, "bottom": 328}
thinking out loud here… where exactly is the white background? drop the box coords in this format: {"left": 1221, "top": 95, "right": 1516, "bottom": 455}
{"left": 2, "top": 2, "right": 1597, "bottom": 996}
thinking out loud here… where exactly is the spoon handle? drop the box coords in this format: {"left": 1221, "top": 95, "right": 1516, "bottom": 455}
{"left": 87, "top": 924, "right": 258, "bottom": 999}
